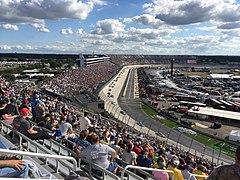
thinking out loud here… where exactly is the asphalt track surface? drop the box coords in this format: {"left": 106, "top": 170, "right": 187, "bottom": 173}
{"left": 118, "top": 67, "right": 234, "bottom": 165}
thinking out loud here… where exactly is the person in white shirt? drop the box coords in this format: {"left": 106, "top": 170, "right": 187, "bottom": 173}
{"left": 79, "top": 112, "right": 92, "bottom": 131}
{"left": 60, "top": 118, "right": 73, "bottom": 138}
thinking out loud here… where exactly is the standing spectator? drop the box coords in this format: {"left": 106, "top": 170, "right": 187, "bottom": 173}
{"left": 35, "top": 101, "right": 45, "bottom": 123}
{"left": 167, "top": 158, "right": 184, "bottom": 180}
{"left": 12, "top": 108, "right": 51, "bottom": 140}
{"left": 60, "top": 117, "right": 73, "bottom": 139}
{"left": 207, "top": 146, "right": 240, "bottom": 180}
{"left": 31, "top": 94, "right": 40, "bottom": 122}
{"left": 136, "top": 148, "right": 153, "bottom": 167}
{"left": 79, "top": 112, "right": 92, "bottom": 132}
{"left": 79, "top": 134, "right": 118, "bottom": 174}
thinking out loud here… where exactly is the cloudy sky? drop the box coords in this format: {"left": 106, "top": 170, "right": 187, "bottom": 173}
{"left": 0, "top": 0, "right": 240, "bottom": 55}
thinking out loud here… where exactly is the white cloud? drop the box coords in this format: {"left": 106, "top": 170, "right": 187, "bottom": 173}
{"left": 60, "top": 27, "right": 73, "bottom": 35}
{"left": 124, "top": 14, "right": 163, "bottom": 28}
{"left": 144, "top": 0, "right": 240, "bottom": 25}
{"left": 91, "top": 19, "right": 125, "bottom": 34}
{"left": 0, "top": 24, "right": 19, "bottom": 31}
{"left": 0, "top": 0, "right": 106, "bottom": 31}
{"left": 218, "top": 21, "right": 240, "bottom": 29}
{"left": 76, "top": 28, "right": 84, "bottom": 34}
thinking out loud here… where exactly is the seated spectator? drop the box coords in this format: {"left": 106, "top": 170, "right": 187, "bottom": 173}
{"left": 122, "top": 141, "right": 137, "bottom": 165}
{"left": 0, "top": 99, "right": 17, "bottom": 124}
{"left": 0, "top": 155, "right": 29, "bottom": 178}
{"left": 109, "top": 137, "right": 122, "bottom": 159}
{"left": 207, "top": 146, "right": 240, "bottom": 180}
{"left": 5, "top": 98, "right": 20, "bottom": 116}
{"left": 74, "top": 130, "right": 91, "bottom": 155}
{"left": 19, "top": 99, "right": 30, "bottom": 111}
{"left": 152, "top": 156, "right": 169, "bottom": 180}
{"left": 180, "top": 164, "right": 196, "bottom": 180}
{"left": 192, "top": 164, "right": 207, "bottom": 180}
{"left": 133, "top": 141, "right": 142, "bottom": 155}
{"left": 13, "top": 108, "right": 51, "bottom": 140}
{"left": 52, "top": 124, "right": 62, "bottom": 139}
{"left": 136, "top": 148, "right": 153, "bottom": 167}
{"left": 167, "top": 158, "right": 184, "bottom": 180}
{"left": 79, "top": 134, "right": 118, "bottom": 174}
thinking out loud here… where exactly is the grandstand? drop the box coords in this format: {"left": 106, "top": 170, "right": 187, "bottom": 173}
{"left": 0, "top": 56, "right": 238, "bottom": 180}
{"left": 77, "top": 53, "right": 111, "bottom": 67}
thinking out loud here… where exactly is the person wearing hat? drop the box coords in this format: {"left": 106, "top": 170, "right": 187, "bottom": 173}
{"left": 19, "top": 99, "right": 30, "bottom": 111}
{"left": 13, "top": 108, "right": 51, "bottom": 140}
{"left": 167, "top": 157, "right": 184, "bottom": 180}
{"left": 207, "top": 146, "right": 240, "bottom": 180}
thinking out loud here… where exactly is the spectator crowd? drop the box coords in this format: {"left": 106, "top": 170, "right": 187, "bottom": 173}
{"left": 0, "top": 59, "right": 239, "bottom": 179}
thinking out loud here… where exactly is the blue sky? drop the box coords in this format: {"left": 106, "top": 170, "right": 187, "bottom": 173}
{"left": 0, "top": 0, "right": 240, "bottom": 55}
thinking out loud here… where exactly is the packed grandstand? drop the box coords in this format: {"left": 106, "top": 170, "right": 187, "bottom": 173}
{"left": 0, "top": 55, "right": 240, "bottom": 180}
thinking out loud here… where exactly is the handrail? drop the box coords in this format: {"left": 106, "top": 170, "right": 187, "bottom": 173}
{"left": 191, "top": 173, "right": 208, "bottom": 179}
{"left": 81, "top": 158, "right": 120, "bottom": 180}
{"left": 0, "top": 121, "right": 78, "bottom": 172}
{"left": 0, "top": 149, "right": 77, "bottom": 171}
{"left": 120, "top": 165, "right": 174, "bottom": 180}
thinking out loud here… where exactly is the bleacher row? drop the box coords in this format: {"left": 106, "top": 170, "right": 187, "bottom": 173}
{"left": 0, "top": 102, "right": 212, "bottom": 180}
{"left": 0, "top": 113, "right": 175, "bottom": 180}
{"left": 0, "top": 63, "right": 226, "bottom": 180}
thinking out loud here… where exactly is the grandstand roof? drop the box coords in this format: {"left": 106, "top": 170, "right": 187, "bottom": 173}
{"left": 188, "top": 107, "right": 240, "bottom": 121}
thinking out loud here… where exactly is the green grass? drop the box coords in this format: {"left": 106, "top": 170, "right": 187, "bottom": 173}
{"left": 142, "top": 103, "right": 238, "bottom": 157}
{"left": 142, "top": 103, "right": 158, "bottom": 116}
{"left": 161, "top": 119, "right": 180, "bottom": 128}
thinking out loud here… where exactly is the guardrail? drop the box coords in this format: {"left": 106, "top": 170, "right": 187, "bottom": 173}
{"left": 0, "top": 121, "right": 78, "bottom": 173}
{"left": 0, "top": 148, "right": 77, "bottom": 171}
{"left": 120, "top": 165, "right": 174, "bottom": 180}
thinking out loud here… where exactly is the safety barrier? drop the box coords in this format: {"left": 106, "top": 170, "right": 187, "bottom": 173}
{"left": 121, "top": 165, "right": 174, "bottom": 180}
{"left": 0, "top": 148, "right": 77, "bottom": 171}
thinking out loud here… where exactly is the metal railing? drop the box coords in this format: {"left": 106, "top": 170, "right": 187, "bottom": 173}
{"left": 0, "top": 121, "right": 78, "bottom": 173}
{"left": 0, "top": 148, "right": 77, "bottom": 171}
{"left": 120, "top": 165, "right": 174, "bottom": 180}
